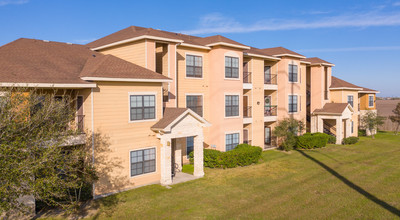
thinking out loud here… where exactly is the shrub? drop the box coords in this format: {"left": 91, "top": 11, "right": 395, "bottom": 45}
{"left": 358, "top": 129, "right": 366, "bottom": 137}
{"left": 328, "top": 135, "right": 336, "bottom": 144}
{"left": 273, "top": 118, "right": 305, "bottom": 151}
{"left": 296, "top": 132, "right": 330, "bottom": 149}
{"left": 342, "top": 137, "right": 359, "bottom": 145}
{"left": 189, "top": 144, "right": 262, "bottom": 169}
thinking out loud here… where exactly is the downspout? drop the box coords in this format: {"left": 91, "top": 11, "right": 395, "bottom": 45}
{"left": 91, "top": 88, "right": 95, "bottom": 198}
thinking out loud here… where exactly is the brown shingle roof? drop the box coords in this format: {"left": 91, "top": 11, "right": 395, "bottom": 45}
{"left": 151, "top": 108, "right": 188, "bottom": 130}
{"left": 330, "top": 76, "right": 362, "bottom": 90}
{"left": 301, "top": 57, "right": 333, "bottom": 65}
{"left": 313, "top": 103, "right": 350, "bottom": 114}
{"left": 87, "top": 26, "right": 248, "bottom": 50}
{"left": 260, "top": 47, "right": 305, "bottom": 58}
{"left": 359, "top": 86, "right": 378, "bottom": 93}
{"left": 244, "top": 47, "right": 277, "bottom": 57}
{"left": 0, "top": 38, "right": 170, "bottom": 85}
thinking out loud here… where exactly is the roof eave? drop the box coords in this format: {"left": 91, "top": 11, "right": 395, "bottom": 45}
{"left": 0, "top": 82, "right": 97, "bottom": 88}
{"left": 80, "top": 77, "right": 172, "bottom": 83}
{"left": 274, "top": 54, "right": 306, "bottom": 59}
{"left": 330, "top": 87, "right": 363, "bottom": 91}
{"left": 91, "top": 35, "right": 184, "bottom": 51}
{"left": 243, "top": 52, "right": 281, "bottom": 61}
{"left": 179, "top": 43, "right": 211, "bottom": 50}
{"left": 206, "top": 42, "right": 251, "bottom": 50}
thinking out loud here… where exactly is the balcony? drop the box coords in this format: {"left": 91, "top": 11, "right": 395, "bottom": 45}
{"left": 264, "top": 105, "right": 277, "bottom": 122}
{"left": 243, "top": 71, "right": 252, "bottom": 89}
{"left": 243, "top": 106, "right": 252, "bottom": 124}
{"left": 264, "top": 74, "right": 277, "bottom": 90}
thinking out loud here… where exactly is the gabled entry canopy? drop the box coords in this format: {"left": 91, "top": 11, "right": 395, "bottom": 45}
{"left": 313, "top": 103, "right": 354, "bottom": 119}
{"left": 151, "top": 108, "right": 211, "bottom": 133}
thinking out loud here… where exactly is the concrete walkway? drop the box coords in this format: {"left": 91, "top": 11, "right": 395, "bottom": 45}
{"left": 170, "top": 172, "right": 201, "bottom": 185}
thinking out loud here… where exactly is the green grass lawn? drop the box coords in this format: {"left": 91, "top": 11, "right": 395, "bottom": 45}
{"left": 48, "top": 132, "right": 400, "bottom": 219}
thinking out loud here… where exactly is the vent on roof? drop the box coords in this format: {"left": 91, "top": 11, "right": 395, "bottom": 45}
{"left": 43, "top": 40, "right": 49, "bottom": 42}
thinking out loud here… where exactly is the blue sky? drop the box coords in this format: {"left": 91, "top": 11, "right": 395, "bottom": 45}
{"left": 1, "top": 0, "right": 399, "bottom": 96}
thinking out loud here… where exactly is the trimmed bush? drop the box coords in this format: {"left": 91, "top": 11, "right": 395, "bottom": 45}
{"left": 189, "top": 144, "right": 262, "bottom": 169}
{"left": 358, "top": 129, "right": 366, "bottom": 137}
{"left": 342, "top": 137, "right": 359, "bottom": 145}
{"left": 296, "top": 132, "right": 330, "bottom": 149}
{"left": 328, "top": 135, "right": 336, "bottom": 144}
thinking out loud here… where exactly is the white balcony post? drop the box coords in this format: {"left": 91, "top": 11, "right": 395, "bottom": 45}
{"left": 336, "top": 117, "right": 343, "bottom": 144}
{"left": 193, "top": 135, "right": 204, "bottom": 177}
{"left": 160, "top": 137, "right": 172, "bottom": 185}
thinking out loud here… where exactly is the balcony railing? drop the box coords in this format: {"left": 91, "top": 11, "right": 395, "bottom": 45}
{"left": 264, "top": 74, "right": 277, "bottom": 85}
{"left": 264, "top": 105, "right": 277, "bottom": 117}
{"left": 243, "top": 71, "right": 252, "bottom": 83}
{"left": 243, "top": 106, "right": 252, "bottom": 118}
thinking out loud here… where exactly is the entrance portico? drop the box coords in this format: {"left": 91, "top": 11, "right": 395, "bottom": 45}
{"left": 311, "top": 103, "right": 354, "bottom": 144}
{"left": 151, "top": 108, "right": 211, "bottom": 185}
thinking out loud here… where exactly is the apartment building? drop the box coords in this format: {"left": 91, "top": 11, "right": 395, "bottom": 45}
{"left": 0, "top": 25, "right": 378, "bottom": 197}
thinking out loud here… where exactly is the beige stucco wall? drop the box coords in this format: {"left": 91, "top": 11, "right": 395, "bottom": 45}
{"left": 276, "top": 57, "right": 306, "bottom": 124}
{"left": 359, "top": 93, "right": 376, "bottom": 110}
{"left": 310, "top": 65, "right": 331, "bottom": 113}
{"left": 330, "top": 89, "right": 359, "bottom": 136}
{"left": 86, "top": 81, "right": 163, "bottom": 197}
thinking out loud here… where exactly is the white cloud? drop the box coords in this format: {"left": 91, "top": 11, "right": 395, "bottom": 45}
{"left": 0, "top": 0, "right": 29, "bottom": 6}
{"left": 180, "top": 11, "right": 400, "bottom": 35}
{"left": 297, "top": 46, "right": 400, "bottom": 53}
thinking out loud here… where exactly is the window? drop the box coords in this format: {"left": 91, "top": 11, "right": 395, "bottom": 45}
{"left": 186, "top": 55, "right": 202, "bottom": 78}
{"left": 369, "top": 95, "right": 374, "bottom": 107}
{"left": 130, "top": 95, "right": 155, "bottom": 121}
{"left": 289, "top": 64, "right": 298, "bottom": 82}
{"left": 225, "top": 95, "right": 239, "bottom": 117}
{"left": 351, "top": 121, "right": 354, "bottom": 134}
{"left": 130, "top": 148, "right": 156, "bottom": 177}
{"left": 225, "top": 56, "right": 239, "bottom": 78}
{"left": 347, "top": 95, "right": 354, "bottom": 107}
{"left": 288, "top": 95, "right": 298, "bottom": 113}
{"left": 226, "top": 133, "right": 239, "bottom": 151}
{"left": 186, "top": 136, "right": 194, "bottom": 157}
{"left": 186, "top": 95, "right": 203, "bottom": 117}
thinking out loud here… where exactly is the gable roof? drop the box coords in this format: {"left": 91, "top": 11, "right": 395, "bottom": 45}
{"left": 301, "top": 57, "right": 334, "bottom": 66}
{"left": 313, "top": 103, "right": 353, "bottom": 115}
{"left": 359, "top": 86, "right": 379, "bottom": 93}
{"left": 243, "top": 47, "right": 281, "bottom": 60}
{"left": 330, "top": 76, "right": 363, "bottom": 90}
{"left": 151, "top": 108, "right": 210, "bottom": 132}
{"left": 260, "top": 47, "right": 306, "bottom": 58}
{"left": 87, "top": 25, "right": 249, "bottom": 50}
{"left": 0, "top": 38, "right": 170, "bottom": 86}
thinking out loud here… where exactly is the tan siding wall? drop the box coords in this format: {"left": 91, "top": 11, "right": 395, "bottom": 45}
{"left": 90, "top": 82, "right": 163, "bottom": 196}
{"left": 359, "top": 93, "right": 376, "bottom": 110}
{"left": 99, "top": 40, "right": 146, "bottom": 67}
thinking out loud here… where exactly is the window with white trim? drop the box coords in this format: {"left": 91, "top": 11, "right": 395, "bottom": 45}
{"left": 186, "top": 136, "right": 194, "bottom": 157}
{"left": 289, "top": 64, "right": 298, "bottom": 82}
{"left": 186, "top": 55, "right": 202, "bottom": 78}
{"left": 186, "top": 95, "right": 203, "bottom": 117}
{"left": 225, "top": 95, "right": 239, "bottom": 117}
{"left": 226, "top": 133, "right": 239, "bottom": 151}
{"left": 130, "top": 148, "right": 156, "bottom": 177}
{"left": 369, "top": 95, "right": 374, "bottom": 107}
{"left": 225, "top": 56, "right": 239, "bottom": 78}
{"left": 347, "top": 95, "right": 354, "bottom": 107}
{"left": 130, "top": 95, "right": 155, "bottom": 121}
{"left": 288, "top": 95, "right": 298, "bottom": 113}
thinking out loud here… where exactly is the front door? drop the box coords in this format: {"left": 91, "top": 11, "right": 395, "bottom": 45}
{"left": 171, "top": 139, "right": 176, "bottom": 178}
{"left": 243, "top": 129, "right": 249, "bottom": 144}
{"left": 264, "top": 96, "right": 272, "bottom": 115}
{"left": 265, "top": 127, "right": 271, "bottom": 145}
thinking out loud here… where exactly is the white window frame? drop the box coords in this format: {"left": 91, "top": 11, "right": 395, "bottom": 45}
{"left": 224, "top": 53, "right": 240, "bottom": 81}
{"left": 185, "top": 52, "right": 204, "bottom": 80}
{"left": 225, "top": 131, "right": 240, "bottom": 151}
{"left": 185, "top": 93, "right": 204, "bottom": 117}
{"left": 129, "top": 146, "right": 157, "bottom": 178}
{"left": 288, "top": 63, "right": 299, "bottom": 83}
{"left": 347, "top": 95, "right": 354, "bottom": 108}
{"left": 224, "top": 93, "right": 240, "bottom": 118}
{"left": 368, "top": 95, "right": 374, "bottom": 108}
{"left": 128, "top": 92, "right": 158, "bottom": 123}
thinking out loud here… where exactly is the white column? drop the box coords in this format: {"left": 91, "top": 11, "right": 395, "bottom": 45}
{"left": 345, "top": 119, "right": 352, "bottom": 138}
{"left": 160, "top": 137, "right": 172, "bottom": 185}
{"left": 193, "top": 135, "right": 204, "bottom": 177}
{"left": 311, "top": 116, "right": 317, "bottom": 133}
{"left": 317, "top": 116, "right": 324, "bottom": 133}
{"left": 175, "top": 141, "right": 182, "bottom": 171}
{"left": 336, "top": 117, "right": 343, "bottom": 144}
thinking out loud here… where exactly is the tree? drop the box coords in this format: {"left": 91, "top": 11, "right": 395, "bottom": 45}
{"left": 360, "top": 110, "right": 385, "bottom": 139}
{"left": 273, "top": 118, "right": 305, "bottom": 151}
{"left": 389, "top": 102, "right": 400, "bottom": 135}
{"left": 0, "top": 87, "right": 97, "bottom": 217}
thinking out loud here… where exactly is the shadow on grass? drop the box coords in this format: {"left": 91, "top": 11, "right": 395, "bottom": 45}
{"left": 297, "top": 150, "right": 400, "bottom": 217}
